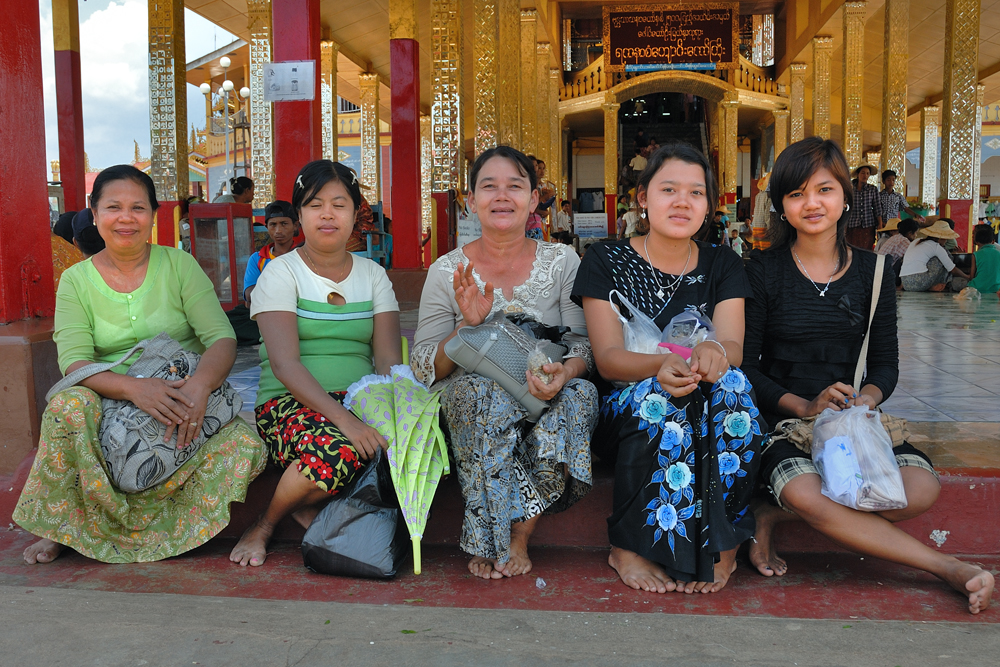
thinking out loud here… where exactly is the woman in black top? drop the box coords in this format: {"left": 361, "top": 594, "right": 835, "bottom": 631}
{"left": 574, "top": 144, "right": 764, "bottom": 595}
{"left": 743, "top": 137, "right": 993, "bottom": 614}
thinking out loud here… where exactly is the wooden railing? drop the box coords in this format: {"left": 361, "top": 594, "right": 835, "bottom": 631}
{"left": 559, "top": 55, "right": 778, "bottom": 101}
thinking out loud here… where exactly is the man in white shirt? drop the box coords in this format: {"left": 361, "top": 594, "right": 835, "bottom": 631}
{"left": 552, "top": 200, "right": 573, "bottom": 244}
{"left": 628, "top": 148, "right": 647, "bottom": 174}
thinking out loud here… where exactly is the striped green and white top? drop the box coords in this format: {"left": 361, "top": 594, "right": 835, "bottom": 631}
{"left": 250, "top": 250, "right": 399, "bottom": 407}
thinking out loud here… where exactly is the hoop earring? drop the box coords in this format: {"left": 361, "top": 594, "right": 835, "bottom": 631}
{"left": 780, "top": 214, "right": 788, "bottom": 221}
{"left": 844, "top": 204, "right": 851, "bottom": 212}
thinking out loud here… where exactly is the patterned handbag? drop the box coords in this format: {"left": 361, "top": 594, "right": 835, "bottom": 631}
{"left": 45, "top": 332, "right": 243, "bottom": 493}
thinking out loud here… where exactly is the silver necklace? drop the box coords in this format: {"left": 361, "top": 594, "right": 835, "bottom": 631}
{"left": 644, "top": 236, "right": 692, "bottom": 301}
{"left": 792, "top": 248, "right": 839, "bottom": 297}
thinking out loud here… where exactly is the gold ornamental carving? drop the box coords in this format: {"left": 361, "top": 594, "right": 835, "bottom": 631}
{"left": 920, "top": 106, "right": 940, "bottom": 205}
{"left": 247, "top": 0, "right": 274, "bottom": 206}
{"left": 972, "top": 84, "right": 985, "bottom": 212}
{"left": 535, "top": 42, "right": 552, "bottom": 167}
{"left": 432, "top": 0, "right": 463, "bottom": 191}
{"left": 498, "top": 0, "right": 520, "bottom": 146}
{"left": 721, "top": 91, "right": 739, "bottom": 198}
{"left": 420, "top": 115, "right": 432, "bottom": 235}
{"left": 880, "top": 0, "right": 908, "bottom": 191}
{"left": 773, "top": 108, "right": 789, "bottom": 159}
{"left": 359, "top": 72, "right": 381, "bottom": 202}
{"left": 603, "top": 98, "right": 620, "bottom": 194}
{"left": 789, "top": 63, "right": 807, "bottom": 144}
{"left": 812, "top": 36, "right": 833, "bottom": 140}
{"left": 940, "top": 0, "right": 980, "bottom": 200}
{"left": 520, "top": 10, "right": 538, "bottom": 155}
{"left": 320, "top": 40, "right": 339, "bottom": 163}
{"left": 148, "top": 0, "right": 188, "bottom": 201}
{"left": 841, "top": 2, "right": 866, "bottom": 168}
{"left": 472, "top": 0, "right": 498, "bottom": 155}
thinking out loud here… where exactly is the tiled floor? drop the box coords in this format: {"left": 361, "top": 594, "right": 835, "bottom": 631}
{"left": 885, "top": 291, "right": 1000, "bottom": 422}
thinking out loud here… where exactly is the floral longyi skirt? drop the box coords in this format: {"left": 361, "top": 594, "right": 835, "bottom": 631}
{"left": 594, "top": 368, "right": 765, "bottom": 583}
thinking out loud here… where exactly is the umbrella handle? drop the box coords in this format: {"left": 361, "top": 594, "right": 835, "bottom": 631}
{"left": 412, "top": 537, "right": 422, "bottom": 575}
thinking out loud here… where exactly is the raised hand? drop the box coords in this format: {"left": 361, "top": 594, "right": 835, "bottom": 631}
{"left": 452, "top": 261, "right": 495, "bottom": 327}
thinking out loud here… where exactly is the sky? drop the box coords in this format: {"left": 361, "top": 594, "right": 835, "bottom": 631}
{"left": 39, "top": 0, "right": 237, "bottom": 175}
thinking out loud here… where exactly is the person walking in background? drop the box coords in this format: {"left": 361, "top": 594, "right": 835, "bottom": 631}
{"left": 879, "top": 170, "right": 924, "bottom": 223}
{"left": 846, "top": 164, "right": 882, "bottom": 249}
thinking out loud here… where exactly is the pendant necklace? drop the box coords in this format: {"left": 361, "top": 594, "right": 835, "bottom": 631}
{"left": 644, "top": 236, "right": 691, "bottom": 302}
{"left": 792, "top": 248, "right": 839, "bottom": 297}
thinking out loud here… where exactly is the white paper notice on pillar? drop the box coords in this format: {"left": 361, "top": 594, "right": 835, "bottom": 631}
{"left": 264, "top": 61, "right": 316, "bottom": 102}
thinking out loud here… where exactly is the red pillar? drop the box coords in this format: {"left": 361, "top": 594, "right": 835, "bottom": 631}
{"left": 53, "top": 0, "right": 86, "bottom": 212}
{"left": 271, "top": 0, "right": 322, "bottom": 201}
{"left": 0, "top": 0, "right": 55, "bottom": 321}
{"left": 939, "top": 199, "right": 974, "bottom": 251}
{"left": 389, "top": 39, "right": 421, "bottom": 269}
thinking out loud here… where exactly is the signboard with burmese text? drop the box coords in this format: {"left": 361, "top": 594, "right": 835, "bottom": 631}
{"left": 603, "top": 4, "right": 739, "bottom": 73}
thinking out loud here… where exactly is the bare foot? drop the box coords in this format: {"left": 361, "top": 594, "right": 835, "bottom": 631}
{"left": 676, "top": 549, "right": 738, "bottom": 594}
{"left": 609, "top": 546, "right": 676, "bottom": 593}
{"left": 495, "top": 520, "right": 533, "bottom": 577}
{"left": 468, "top": 556, "right": 505, "bottom": 579}
{"left": 23, "top": 539, "right": 65, "bottom": 564}
{"left": 229, "top": 517, "right": 274, "bottom": 567}
{"left": 942, "top": 561, "right": 995, "bottom": 614}
{"left": 750, "top": 502, "right": 790, "bottom": 577}
{"left": 929, "top": 283, "right": 947, "bottom": 292}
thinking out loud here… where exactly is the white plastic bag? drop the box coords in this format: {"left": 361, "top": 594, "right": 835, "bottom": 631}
{"left": 609, "top": 290, "right": 664, "bottom": 355}
{"left": 811, "top": 406, "right": 907, "bottom": 511}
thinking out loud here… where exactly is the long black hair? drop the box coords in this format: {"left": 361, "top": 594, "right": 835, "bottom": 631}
{"left": 291, "top": 160, "right": 362, "bottom": 213}
{"left": 766, "top": 137, "right": 853, "bottom": 268}
{"left": 90, "top": 164, "right": 159, "bottom": 212}
{"left": 469, "top": 146, "right": 537, "bottom": 192}
{"left": 634, "top": 142, "right": 718, "bottom": 235}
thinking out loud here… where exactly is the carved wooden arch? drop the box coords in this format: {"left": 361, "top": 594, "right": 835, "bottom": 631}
{"left": 607, "top": 70, "right": 734, "bottom": 105}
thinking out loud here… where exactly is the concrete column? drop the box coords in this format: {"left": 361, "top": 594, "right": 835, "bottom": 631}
{"left": 919, "top": 106, "right": 940, "bottom": 206}
{"left": 247, "top": 0, "right": 274, "bottom": 206}
{"left": 320, "top": 39, "right": 339, "bottom": 162}
{"left": 811, "top": 36, "right": 833, "bottom": 140}
{"left": 789, "top": 63, "right": 807, "bottom": 144}
{"left": 272, "top": 0, "right": 322, "bottom": 201}
{"left": 392, "top": 0, "right": 423, "bottom": 268}
{"left": 430, "top": 0, "right": 463, "bottom": 191}
{"left": 472, "top": 0, "right": 498, "bottom": 154}
{"left": 880, "top": 0, "right": 909, "bottom": 191}
{"left": 603, "top": 98, "right": 620, "bottom": 234}
{"left": 148, "top": 0, "right": 188, "bottom": 202}
{"left": 773, "top": 108, "right": 789, "bottom": 159}
{"left": 940, "top": 0, "right": 981, "bottom": 244}
{"left": 841, "top": 2, "right": 867, "bottom": 167}
{"left": 519, "top": 10, "right": 538, "bottom": 155}
{"left": 359, "top": 72, "right": 381, "bottom": 203}
{"left": 52, "top": 0, "right": 86, "bottom": 211}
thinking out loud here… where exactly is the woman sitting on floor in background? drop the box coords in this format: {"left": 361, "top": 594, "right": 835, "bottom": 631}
{"left": 230, "top": 160, "right": 405, "bottom": 567}
{"left": 411, "top": 146, "right": 598, "bottom": 580}
{"left": 898, "top": 219, "right": 970, "bottom": 292}
{"left": 575, "top": 143, "right": 764, "bottom": 595}
{"left": 16, "top": 165, "right": 265, "bottom": 565}
{"left": 876, "top": 218, "right": 919, "bottom": 286}
{"left": 743, "top": 137, "right": 993, "bottom": 614}
{"left": 968, "top": 224, "right": 1000, "bottom": 298}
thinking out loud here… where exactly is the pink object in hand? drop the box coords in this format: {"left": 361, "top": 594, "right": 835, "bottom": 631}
{"left": 658, "top": 342, "right": 692, "bottom": 360}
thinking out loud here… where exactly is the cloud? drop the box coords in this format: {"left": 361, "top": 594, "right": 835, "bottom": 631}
{"left": 40, "top": 1, "right": 234, "bottom": 176}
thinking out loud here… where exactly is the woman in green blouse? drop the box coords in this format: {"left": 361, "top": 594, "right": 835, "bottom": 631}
{"left": 14, "top": 165, "right": 266, "bottom": 564}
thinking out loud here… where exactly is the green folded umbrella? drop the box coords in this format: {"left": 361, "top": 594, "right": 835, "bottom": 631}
{"left": 345, "top": 365, "right": 449, "bottom": 574}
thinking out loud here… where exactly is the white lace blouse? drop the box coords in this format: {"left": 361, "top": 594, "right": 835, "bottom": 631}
{"left": 410, "top": 241, "right": 594, "bottom": 387}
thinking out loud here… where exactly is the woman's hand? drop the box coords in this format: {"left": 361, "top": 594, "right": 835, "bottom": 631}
{"left": 125, "top": 377, "right": 195, "bottom": 436}
{"left": 338, "top": 413, "right": 387, "bottom": 462}
{"left": 848, "top": 393, "right": 878, "bottom": 410}
{"left": 172, "top": 378, "right": 213, "bottom": 448}
{"left": 689, "top": 341, "right": 729, "bottom": 385}
{"left": 801, "top": 382, "right": 857, "bottom": 417}
{"left": 656, "top": 354, "right": 700, "bottom": 397}
{"left": 453, "top": 262, "right": 494, "bottom": 327}
{"left": 526, "top": 362, "right": 570, "bottom": 401}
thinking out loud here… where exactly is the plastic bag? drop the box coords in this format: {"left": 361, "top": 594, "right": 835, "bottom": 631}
{"left": 301, "top": 448, "right": 409, "bottom": 578}
{"left": 811, "top": 406, "right": 907, "bottom": 512}
{"left": 527, "top": 340, "right": 554, "bottom": 384}
{"left": 658, "top": 310, "right": 716, "bottom": 360}
{"left": 954, "top": 286, "right": 981, "bottom": 301}
{"left": 609, "top": 290, "right": 664, "bottom": 355}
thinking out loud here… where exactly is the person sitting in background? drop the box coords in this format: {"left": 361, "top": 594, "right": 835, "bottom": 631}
{"left": 968, "top": 225, "right": 1000, "bottom": 297}
{"left": 213, "top": 176, "right": 255, "bottom": 204}
{"left": 72, "top": 208, "right": 106, "bottom": 257}
{"left": 899, "top": 219, "right": 970, "bottom": 292}
{"left": 51, "top": 211, "right": 85, "bottom": 292}
{"left": 243, "top": 200, "right": 301, "bottom": 305}
{"left": 879, "top": 170, "right": 924, "bottom": 223}
{"left": 877, "top": 218, "right": 919, "bottom": 285}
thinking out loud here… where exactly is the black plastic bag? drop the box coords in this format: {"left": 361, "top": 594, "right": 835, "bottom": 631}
{"left": 301, "top": 448, "right": 408, "bottom": 578}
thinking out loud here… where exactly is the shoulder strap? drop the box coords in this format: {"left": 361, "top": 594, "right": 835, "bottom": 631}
{"left": 45, "top": 338, "right": 152, "bottom": 403}
{"left": 853, "top": 253, "right": 886, "bottom": 390}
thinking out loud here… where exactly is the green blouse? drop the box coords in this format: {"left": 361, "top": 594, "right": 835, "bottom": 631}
{"left": 54, "top": 245, "right": 236, "bottom": 375}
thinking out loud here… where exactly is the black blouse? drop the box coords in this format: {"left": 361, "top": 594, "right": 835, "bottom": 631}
{"left": 742, "top": 247, "right": 899, "bottom": 427}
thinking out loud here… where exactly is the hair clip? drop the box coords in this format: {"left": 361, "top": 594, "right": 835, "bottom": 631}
{"left": 295, "top": 175, "right": 304, "bottom": 191}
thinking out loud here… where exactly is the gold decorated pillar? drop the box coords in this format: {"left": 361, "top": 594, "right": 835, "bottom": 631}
{"left": 497, "top": 0, "right": 520, "bottom": 146}
{"left": 535, "top": 42, "right": 551, "bottom": 167}
{"left": 972, "top": 84, "right": 985, "bottom": 213}
{"left": 773, "top": 108, "right": 789, "bottom": 159}
{"left": 880, "top": 0, "right": 908, "bottom": 190}
{"left": 320, "top": 39, "right": 339, "bottom": 163}
{"left": 549, "top": 67, "right": 562, "bottom": 199}
{"left": 472, "top": 0, "right": 498, "bottom": 154}
{"left": 359, "top": 72, "right": 381, "bottom": 202}
{"left": 789, "top": 63, "right": 807, "bottom": 143}
{"left": 148, "top": 0, "right": 188, "bottom": 201}
{"left": 431, "top": 0, "right": 463, "bottom": 190}
{"left": 811, "top": 36, "right": 833, "bottom": 140}
{"left": 519, "top": 10, "right": 538, "bottom": 155}
{"left": 603, "top": 98, "right": 620, "bottom": 196}
{"left": 841, "top": 2, "right": 867, "bottom": 167}
{"left": 919, "top": 106, "right": 940, "bottom": 205}
{"left": 940, "top": 0, "right": 980, "bottom": 222}
{"left": 420, "top": 115, "right": 432, "bottom": 237}
{"left": 721, "top": 91, "right": 739, "bottom": 210}
{"left": 247, "top": 0, "right": 274, "bottom": 206}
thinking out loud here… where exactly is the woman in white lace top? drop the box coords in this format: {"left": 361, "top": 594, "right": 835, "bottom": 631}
{"left": 411, "top": 146, "right": 597, "bottom": 580}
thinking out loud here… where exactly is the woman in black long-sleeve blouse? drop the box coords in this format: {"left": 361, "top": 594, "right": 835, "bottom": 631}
{"left": 743, "top": 137, "right": 992, "bottom": 615}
